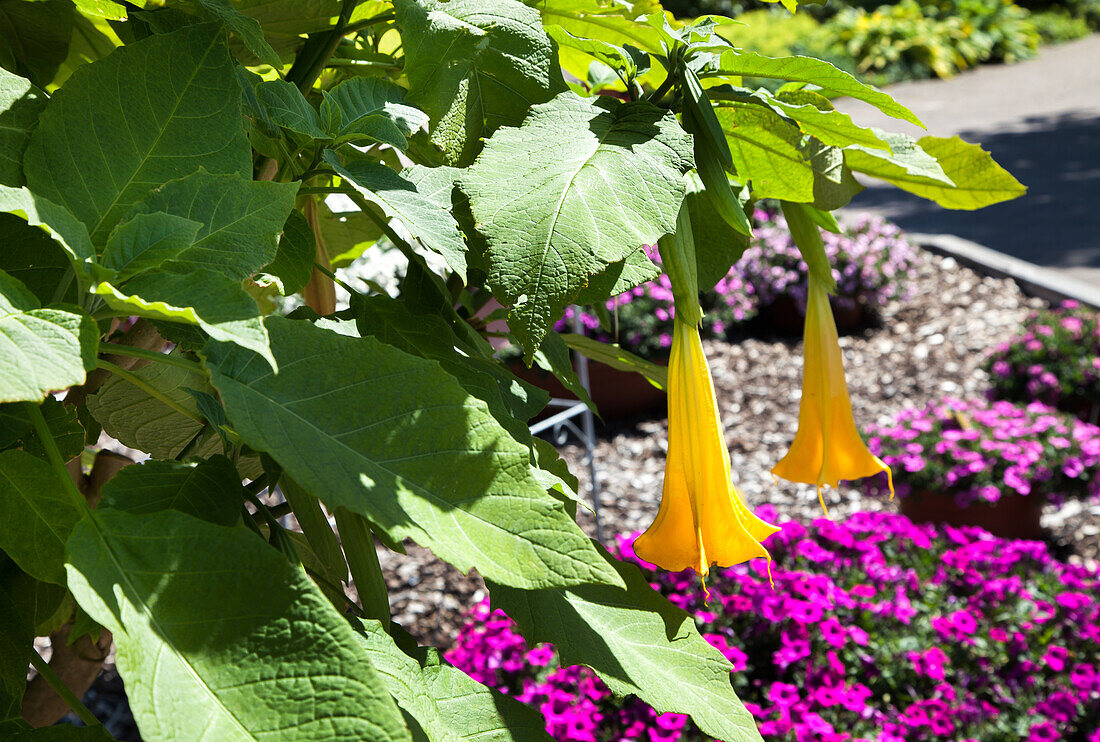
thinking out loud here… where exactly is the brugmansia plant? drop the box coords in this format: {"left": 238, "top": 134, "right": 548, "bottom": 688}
{"left": 0, "top": 0, "right": 1023, "bottom": 739}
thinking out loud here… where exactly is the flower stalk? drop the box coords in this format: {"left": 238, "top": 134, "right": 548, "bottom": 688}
{"left": 635, "top": 205, "right": 778, "bottom": 583}
{"left": 772, "top": 204, "right": 893, "bottom": 512}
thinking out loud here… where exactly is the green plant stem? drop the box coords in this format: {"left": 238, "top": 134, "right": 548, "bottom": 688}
{"left": 23, "top": 402, "right": 90, "bottom": 515}
{"left": 312, "top": 262, "right": 359, "bottom": 296}
{"left": 100, "top": 344, "right": 202, "bottom": 373}
{"left": 341, "top": 12, "right": 395, "bottom": 35}
{"left": 29, "top": 650, "right": 103, "bottom": 728}
{"left": 290, "top": 0, "right": 358, "bottom": 94}
{"left": 296, "top": 186, "right": 347, "bottom": 195}
{"left": 96, "top": 360, "right": 204, "bottom": 424}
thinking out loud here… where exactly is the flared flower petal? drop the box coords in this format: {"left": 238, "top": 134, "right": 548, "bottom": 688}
{"left": 635, "top": 318, "right": 779, "bottom": 579}
{"left": 772, "top": 276, "right": 893, "bottom": 512}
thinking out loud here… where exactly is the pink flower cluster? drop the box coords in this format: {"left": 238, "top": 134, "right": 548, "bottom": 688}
{"left": 738, "top": 208, "right": 919, "bottom": 314}
{"left": 447, "top": 511, "right": 1100, "bottom": 741}
{"left": 984, "top": 301, "right": 1100, "bottom": 416}
{"left": 866, "top": 397, "right": 1100, "bottom": 506}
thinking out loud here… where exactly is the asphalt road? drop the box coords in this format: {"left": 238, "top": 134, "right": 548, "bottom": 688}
{"left": 833, "top": 35, "right": 1100, "bottom": 287}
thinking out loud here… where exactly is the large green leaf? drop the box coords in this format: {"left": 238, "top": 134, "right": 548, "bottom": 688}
{"left": 321, "top": 76, "right": 428, "bottom": 148}
{"left": 715, "top": 102, "right": 812, "bottom": 202}
{"left": 844, "top": 129, "right": 951, "bottom": 183}
{"left": 23, "top": 23, "right": 251, "bottom": 245}
{"left": 93, "top": 267, "right": 274, "bottom": 367}
{"left": 325, "top": 153, "right": 467, "bottom": 281}
{"left": 204, "top": 316, "right": 621, "bottom": 590}
{"left": 846, "top": 134, "right": 1026, "bottom": 209}
{"left": 462, "top": 93, "right": 692, "bottom": 358}
{"left": 354, "top": 618, "right": 553, "bottom": 742}
{"left": 0, "top": 269, "right": 97, "bottom": 403}
{"left": 100, "top": 457, "right": 243, "bottom": 526}
{"left": 765, "top": 92, "right": 889, "bottom": 152}
{"left": 490, "top": 548, "right": 763, "bottom": 742}
{"left": 0, "top": 68, "right": 45, "bottom": 187}
{"left": 0, "top": 449, "right": 84, "bottom": 584}
{"left": 85, "top": 352, "right": 219, "bottom": 459}
{"left": 0, "top": 214, "right": 75, "bottom": 305}
{"left": 353, "top": 294, "right": 548, "bottom": 440}
{"left": 0, "top": 0, "right": 74, "bottom": 88}
{"left": 0, "top": 557, "right": 65, "bottom": 721}
{"left": 393, "top": 0, "right": 564, "bottom": 165}
{"left": 0, "top": 186, "right": 95, "bottom": 266}
{"left": 534, "top": 0, "right": 665, "bottom": 55}
{"left": 0, "top": 396, "right": 86, "bottom": 462}
{"left": 714, "top": 50, "right": 922, "bottom": 127}
{"left": 66, "top": 508, "right": 411, "bottom": 742}
{"left": 125, "top": 170, "right": 298, "bottom": 280}
{"left": 100, "top": 212, "right": 203, "bottom": 282}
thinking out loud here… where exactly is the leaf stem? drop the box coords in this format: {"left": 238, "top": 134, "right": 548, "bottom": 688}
{"left": 341, "top": 12, "right": 395, "bottom": 35}
{"left": 95, "top": 360, "right": 204, "bottom": 424}
{"left": 100, "top": 344, "right": 203, "bottom": 373}
{"left": 23, "top": 402, "right": 90, "bottom": 516}
{"left": 29, "top": 650, "right": 103, "bottom": 728}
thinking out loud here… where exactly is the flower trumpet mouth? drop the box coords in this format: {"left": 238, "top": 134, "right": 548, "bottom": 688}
{"left": 772, "top": 277, "right": 893, "bottom": 513}
{"left": 635, "top": 317, "right": 779, "bottom": 581}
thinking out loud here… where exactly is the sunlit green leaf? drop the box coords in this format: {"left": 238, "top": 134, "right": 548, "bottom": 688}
{"left": 354, "top": 618, "right": 553, "bottom": 742}
{"left": 66, "top": 508, "right": 411, "bottom": 742}
{"left": 394, "top": 0, "right": 565, "bottom": 165}
{"left": 462, "top": 93, "right": 692, "bottom": 359}
{"left": 846, "top": 134, "right": 1025, "bottom": 209}
{"left": 490, "top": 547, "right": 763, "bottom": 742}
{"left": 24, "top": 23, "right": 251, "bottom": 245}
{"left": 205, "top": 316, "right": 622, "bottom": 590}
{"left": 0, "top": 269, "right": 97, "bottom": 403}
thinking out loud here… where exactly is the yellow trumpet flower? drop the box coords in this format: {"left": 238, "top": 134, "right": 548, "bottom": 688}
{"left": 635, "top": 317, "right": 779, "bottom": 580}
{"left": 772, "top": 276, "right": 894, "bottom": 513}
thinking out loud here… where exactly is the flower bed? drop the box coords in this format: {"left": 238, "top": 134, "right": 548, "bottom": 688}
{"left": 984, "top": 302, "right": 1100, "bottom": 419}
{"left": 866, "top": 397, "right": 1100, "bottom": 508}
{"left": 447, "top": 511, "right": 1100, "bottom": 742}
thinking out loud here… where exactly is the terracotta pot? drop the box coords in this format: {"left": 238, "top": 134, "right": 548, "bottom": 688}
{"left": 511, "top": 359, "right": 667, "bottom": 421}
{"left": 899, "top": 489, "right": 1045, "bottom": 541}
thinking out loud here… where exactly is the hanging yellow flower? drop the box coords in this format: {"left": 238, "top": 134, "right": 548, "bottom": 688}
{"left": 634, "top": 316, "right": 779, "bottom": 579}
{"left": 771, "top": 275, "right": 894, "bottom": 513}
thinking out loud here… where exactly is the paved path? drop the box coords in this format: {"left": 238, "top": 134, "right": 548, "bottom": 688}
{"left": 834, "top": 35, "right": 1100, "bottom": 287}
